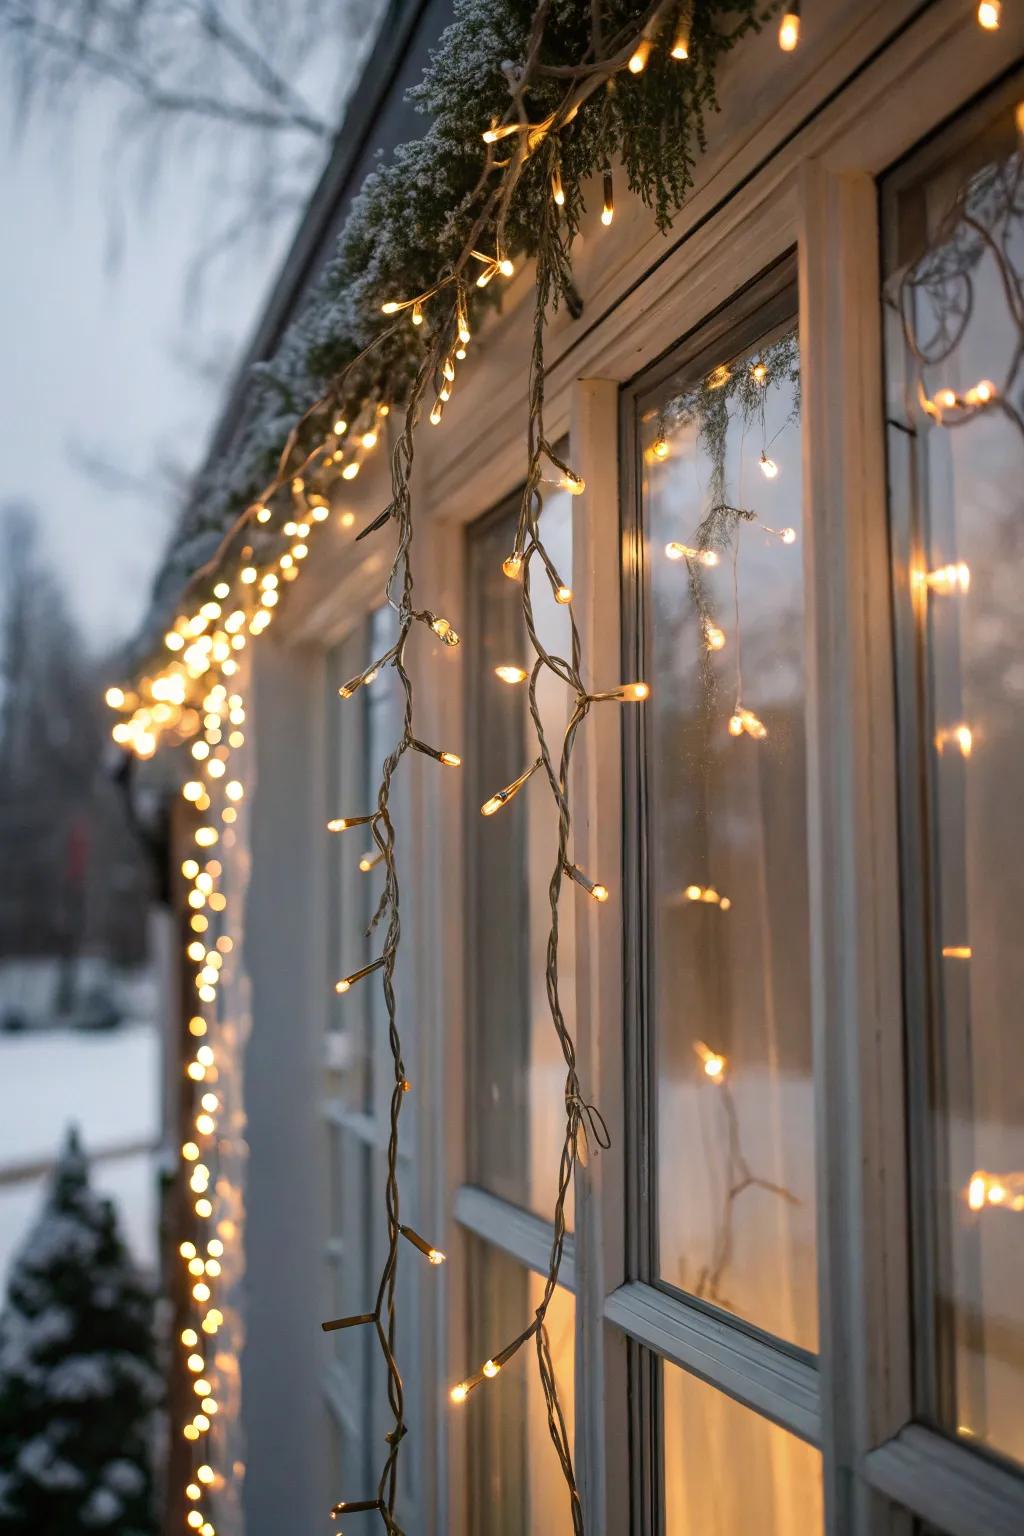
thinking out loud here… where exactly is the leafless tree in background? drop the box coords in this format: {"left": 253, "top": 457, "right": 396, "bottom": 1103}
{"left": 0, "top": 504, "right": 154, "bottom": 1007}
{"left": 0, "top": 0, "right": 383, "bottom": 288}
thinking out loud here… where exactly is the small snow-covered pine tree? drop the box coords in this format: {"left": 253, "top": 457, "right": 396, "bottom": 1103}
{"left": 0, "top": 1126, "right": 160, "bottom": 1534}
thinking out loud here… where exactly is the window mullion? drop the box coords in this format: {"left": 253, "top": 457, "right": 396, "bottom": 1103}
{"left": 604, "top": 1280, "right": 820, "bottom": 1445}
{"left": 798, "top": 162, "right": 912, "bottom": 1536}
{"left": 570, "top": 377, "right": 631, "bottom": 1536}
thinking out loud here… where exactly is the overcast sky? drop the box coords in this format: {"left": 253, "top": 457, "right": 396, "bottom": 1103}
{"left": 0, "top": 95, "right": 319, "bottom": 656}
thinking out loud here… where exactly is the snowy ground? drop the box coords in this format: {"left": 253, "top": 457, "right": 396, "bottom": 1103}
{"left": 0, "top": 1022, "right": 162, "bottom": 1282}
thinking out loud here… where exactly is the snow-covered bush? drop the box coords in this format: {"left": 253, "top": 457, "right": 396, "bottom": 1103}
{"left": 0, "top": 1128, "right": 160, "bottom": 1535}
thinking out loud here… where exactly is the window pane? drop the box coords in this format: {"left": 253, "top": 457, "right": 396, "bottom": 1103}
{"left": 636, "top": 295, "right": 817, "bottom": 1350}
{"left": 465, "top": 489, "right": 576, "bottom": 1223}
{"left": 883, "top": 96, "right": 1024, "bottom": 1465}
{"left": 663, "top": 1360, "right": 823, "bottom": 1533}
{"left": 466, "top": 1238, "right": 575, "bottom": 1536}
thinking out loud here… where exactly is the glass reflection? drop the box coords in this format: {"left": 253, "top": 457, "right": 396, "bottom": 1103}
{"left": 640, "top": 316, "right": 817, "bottom": 1350}
{"left": 663, "top": 1359, "right": 823, "bottom": 1533}
{"left": 466, "top": 488, "right": 576, "bottom": 1225}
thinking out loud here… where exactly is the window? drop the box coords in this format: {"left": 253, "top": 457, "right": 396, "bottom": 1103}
{"left": 322, "top": 609, "right": 423, "bottom": 1515}
{"left": 883, "top": 89, "right": 1024, "bottom": 1469}
{"left": 620, "top": 258, "right": 821, "bottom": 1528}
{"left": 464, "top": 485, "right": 576, "bottom": 1224}
{"left": 458, "top": 483, "right": 578, "bottom": 1533}
{"left": 627, "top": 263, "right": 816, "bottom": 1350}
{"left": 466, "top": 1238, "right": 575, "bottom": 1535}
{"left": 663, "top": 1358, "right": 822, "bottom": 1533}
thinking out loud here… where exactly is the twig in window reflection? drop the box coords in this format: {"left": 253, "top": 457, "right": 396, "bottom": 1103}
{"left": 890, "top": 147, "right": 1024, "bottom": 441}
{"left": 692, "top": 1071, "right": 801, "bottom": 1312}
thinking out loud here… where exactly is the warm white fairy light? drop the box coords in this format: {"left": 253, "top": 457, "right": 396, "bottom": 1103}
{"left": 684, "top": 884, "right": 731, "bottom": 911}
{"left": 628, "top": 37, "right": 651, "bottom": 71}
{"left": 935, "top": 723, "right": 973, "bottom": 757}
{"left": 967, "top": 1169, "right": 1024, "bottom": 1210}
{"left": 694, "top": 1039, "right": 727, "bottom": 1081}
{"left": 977, "top": 0, "right": 1001, "bottom": 28}
{"left": 670, "top": 17, "right": 689, "bottom": 57}
{"left": 729, "top": 705, "right": 768, "bottom": 740}
{"left": 778, "top": 5, "right": 800, "bottom": 49}
{"left": 916, "top": 562, "right": 970, "bottom": 595}
{"left": 666, "top": 541, "right": 719, "bottom": 566}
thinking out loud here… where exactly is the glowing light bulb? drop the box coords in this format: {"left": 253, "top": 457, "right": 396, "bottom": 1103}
{"left": 671, "top": 21, "right": 689, "bottom": 58}
{"left": 333, "top": 418, "right": 348, "bottom": 436}
{"left": 623, "top": 682, "right": 650, "bottom": 701}
{"left": 601, "top": 177, "right": 614, "bottom": 226}
{"left": 342, "top": 462, "right": 360, "bottom": 480}
{"left": 105, "top": 686, "right": 126, "bottom": 709}
{"left": 430, "top": 615, "right": 459, "bottom": 644}
{"left": 560, "top": 472, "right": 585, "bottom": 495}
{"left": 197, "top": 1465, "right": 215, "bottom": 1485}
{"left": 935, "top": 387, "right": 958, "bottom": 411}
{"left": 652, "top": 435, "right": 670, "bottom": 460}
{"left": 440, "top": 751, "right": 461, "bottom": 767}
{"left": 752, "top": 362, "right": 767, "bottom": 384}
{"left": 428, "top": 1248, "right": 446, "bottom": 1265}
{"left": 628, "top": 38, "right": 651, "bottom": 72}
{"left": 381, "top": 301, "right": 401, "bottom": 314}
{"left": 182, "top": 1142, "right": 199, "bottom": 1162}
{"left": 759, "top": 452, "right": 779, "bottom": 479}
{"left": 778, "top": 9, "right": 800, "bottom": 49}
{"left": 495, "top": 665, "right": 528, "bottom": 685}
{"left": 502, "top": 553, "right": 524, "bottom": 580}
{"left": 704, "top": 623, "right": 726, "bottom": 651}
{"left": 936, "top": 723, "right": 973, "bottom": 757}
{"left": 729, "top": 706, "right": 767, "bottom": 740}
{"left": 361, "top": 430, "right": 378, "bottom": 449}
{"left": 411, "top": 302, "right": 423, "bottom": 327}
{"left": 187, "top": 1354, "right": 205, "bottom": 1373}
{"left": 551, "top": 166, "right": 565, "bottom": 205}
{"left": 482, "top": 1359, "right": 500, "bottom": 1378}
{"left": 450, "top": 1383, "right": 468, "bottom": 1404}
{"left": 555, "top": 585, "right": 573, "bottom": 604}
{"left": 923, "top": 562, "right": 970, "bottom": 595}
{"left": 977, "top": 0, "right": 1001, "bottom": 27}
{"left": 694, "top": 1039, "right": 727, "bottom": 1081}
{"left": 665, "top": 542, "right": 719, "bottom": 566}
{"left": 430, "top": 402, "right": 444, "bottom": 426}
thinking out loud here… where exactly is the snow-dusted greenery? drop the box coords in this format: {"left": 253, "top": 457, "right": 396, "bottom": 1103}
{"left": 150, "top": 0, "right": 774, "bottom": 623}
{"left": 0, "top": 1128, "right": 159, "bottom": 1535}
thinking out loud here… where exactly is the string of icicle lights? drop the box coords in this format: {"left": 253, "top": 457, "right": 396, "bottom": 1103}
{"left": 103, "top": 1, "right": 1011, "bottom": 1530}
